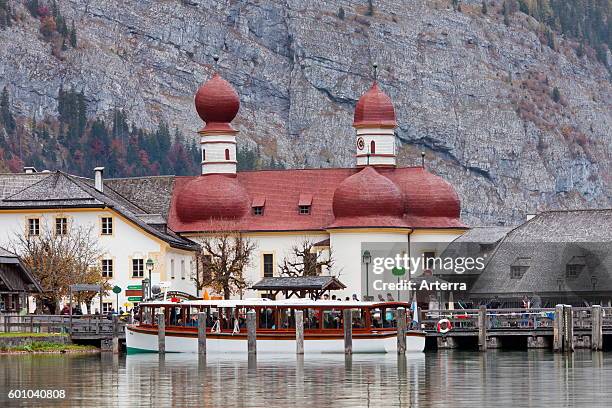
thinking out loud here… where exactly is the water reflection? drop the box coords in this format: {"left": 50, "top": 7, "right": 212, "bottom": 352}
{"left": 2, "top": 351, "right": 612, "bottom": 407}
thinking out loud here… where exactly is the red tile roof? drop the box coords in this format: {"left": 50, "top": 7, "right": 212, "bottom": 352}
{"left": 168, "top": 167, "right": 466, "bottom": 233}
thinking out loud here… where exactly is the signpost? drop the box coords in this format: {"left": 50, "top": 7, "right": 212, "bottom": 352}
{"left": 146, "top": 259, "right": 155, "bottom": 299}
{"left": 112, "top": 285, "right": 122, "bottom": 312}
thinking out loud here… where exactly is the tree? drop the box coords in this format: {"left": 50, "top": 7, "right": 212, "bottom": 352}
{"left": 0, "top": 86, "right": 16, "bottom": 133}
{"left": 503, "top": 1, "right": 511, "bottom": 26}
{"left": 194, "top": 227, "right": 256, "bottom": 299}
{"left": 551, "top": 87, "right": 561, "bottom": 103}
{"left": 338, "top": 7, "right": 345, "bottom": 20}
{"left": 12, "top": 224, "right": 108, "bottom": 314}
{"left": 279, "top": 239, "right": 334, "bottom": 277}
{"left": 69, "top": 22, "right": 77, "bottom": 47}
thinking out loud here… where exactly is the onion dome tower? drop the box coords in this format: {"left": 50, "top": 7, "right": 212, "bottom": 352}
{"left": 353, "top": 64, "right": 397, "bottom": 168}
{"left": 330, "top": 166, "right": 405, "bottom": 228}
{"left": 194, "top": 67, "right": 240, "bottom": 175}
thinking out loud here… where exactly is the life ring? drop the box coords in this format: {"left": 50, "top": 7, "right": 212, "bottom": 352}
{"left": 437, "top": 318, "right": 453, "bottom": 334}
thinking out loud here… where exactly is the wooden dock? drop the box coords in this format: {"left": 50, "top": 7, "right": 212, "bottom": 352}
{"left": 420, "top": 305, "right": 612, "bottom": 351}
{"left": 1, "top": 314, "right": 127, "bottom": 351}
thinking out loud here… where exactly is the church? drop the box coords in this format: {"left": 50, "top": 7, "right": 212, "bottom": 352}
{"left": 167, "top": 71, "right": 467, "bottom": 300}
{"left": 0, "top": 70, "right": 468, "bottom": 307}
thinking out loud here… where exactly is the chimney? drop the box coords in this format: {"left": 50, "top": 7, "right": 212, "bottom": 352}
{"left": 94, "top": 167, "right": 104, "bottom": 193}
{"left": 23, "top": 167, "right": 37, "bottom": 174}
{"left": 526, "top": 213, "right": 536, "bottom": 221}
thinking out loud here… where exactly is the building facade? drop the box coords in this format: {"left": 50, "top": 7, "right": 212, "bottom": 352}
{"left": 0, "top": 170, "right": 197, "bottom": 312}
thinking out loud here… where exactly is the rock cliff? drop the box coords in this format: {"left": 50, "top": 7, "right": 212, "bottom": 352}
{"left": 0, "top": 0, "right": 610, "bottom": 225}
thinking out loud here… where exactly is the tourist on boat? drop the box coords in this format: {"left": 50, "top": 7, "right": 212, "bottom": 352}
{"left": 352, "top": 294, "right": 360, "bottom": 301}
{"left": 386, "top": 293, "right": 395, "bottom": 301}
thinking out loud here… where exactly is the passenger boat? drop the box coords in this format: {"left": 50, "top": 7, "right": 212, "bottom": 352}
{"left": 126, "top": 299, "right": 426, "bottom": 354}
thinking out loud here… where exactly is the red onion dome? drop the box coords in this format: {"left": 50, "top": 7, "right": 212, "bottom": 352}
{"left": 332, "top": 167, "right": 404, "bottom": 219}
{"left": 393, "top": 168, "right": 461, "bottom": 218}
{"left": 353, "top": 82, "right": 397, "bottom": 128}
{"left": 194, "top": 73, "right": 240, "bottom": 132}
{"left": 175, "top": 175, "right": 249, "bottom": 222}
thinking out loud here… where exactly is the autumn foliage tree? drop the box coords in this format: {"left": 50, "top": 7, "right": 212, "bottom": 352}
{"left": 193, "top": 228, "right": 256, "bottom": 299}
{"left": 12, "top": 225, "right": 109, "bottom": 314}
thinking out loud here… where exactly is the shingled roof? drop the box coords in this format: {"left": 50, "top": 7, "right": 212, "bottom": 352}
{"left": 251, "top": 276, "right": 346, "bottom": 291}
{"left": 0, "top": 172, "right": 197, "bottom": 251}
{"left": 105, "top": 176, "right": 176, "bottom": 218}
{"left": 470, "top": 210, "right": 612, "bottom": 297}
{"left": 0, "top": 246, "right": 43, "bottom": 293}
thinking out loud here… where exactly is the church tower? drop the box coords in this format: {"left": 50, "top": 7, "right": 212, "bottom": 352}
{"left": 194, "top": 73, "right": 240, "bottom": 176}
{"left": 353, "top": 78, "right": 397, "bottom": 168}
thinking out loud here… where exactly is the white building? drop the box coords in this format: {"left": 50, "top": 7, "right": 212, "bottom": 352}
{"left": 0, "top": 168, "right": 197, "bottom": 312}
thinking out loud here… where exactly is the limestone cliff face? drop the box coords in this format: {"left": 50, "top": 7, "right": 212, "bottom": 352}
{"left": 0, "top": 0, "right": 610, "bottom": 225}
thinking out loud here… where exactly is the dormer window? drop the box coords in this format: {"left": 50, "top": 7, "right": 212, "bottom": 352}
{"left": 298, "top": 193, "right": 312, "bottom": 215}
{"left": 252, "top": 195, "right": 265, "bottom": 216}
{"left": 510, "top": 257, "right": 531, "bottom": 279}
{"left": 566, "top": 256, "right": 586, "bottom": 279}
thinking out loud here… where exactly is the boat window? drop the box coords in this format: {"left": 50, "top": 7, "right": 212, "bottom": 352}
{"left": 322, "top": 309, "right": 341, "bottom": 329}
{"left": 280, "top": 308, "right": 295, "bottom": 329}
{"left": 259, "top": 308, "right": 276, "bottom": 329}
{"left": 371, "top": 308, "right": 382, "bottom": 328}
{"left": 305, "top": 309, "right": 320, "bottom": 329}
{"left": 351, "top": 309, "right": 365, "bottom": 329}
{"left": 382, "top": 308, "right": 398, "bottom": 328}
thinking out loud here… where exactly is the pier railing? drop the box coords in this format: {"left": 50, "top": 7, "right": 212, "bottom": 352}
{"left": 0, "top": 313, "right": 126, "bottom": 339}
{"left": 421, "top": 308, "right": 557, "bottom": 333}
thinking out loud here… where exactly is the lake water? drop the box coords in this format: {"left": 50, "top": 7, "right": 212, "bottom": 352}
{"left": 1, "top": 351, "right": 611, "bottom": 407}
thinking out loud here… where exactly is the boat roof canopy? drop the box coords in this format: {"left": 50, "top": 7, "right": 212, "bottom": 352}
{"left": 139, "top": 299, "right": 411, "bottom": 309}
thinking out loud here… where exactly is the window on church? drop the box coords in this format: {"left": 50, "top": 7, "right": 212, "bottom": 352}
{"left": 253, "top": 206, "right": 264, "bottom": 216}
{"left": 225, "top": 149, "right": 230, "bottom": 160}
{"left": 263, "top": 254, "right": 274, "bottom": 277}
{"left": 370, "top": 140, "right": 376, "bottom": 154}
{"left": 299, "top": 205, "right": 311, "bottom": 215}
{"left": 202, "top": 149, "right": 206, "bottom": 161}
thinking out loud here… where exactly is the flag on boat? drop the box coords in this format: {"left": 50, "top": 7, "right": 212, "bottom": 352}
{"left": 411, "top": 297, "right": 419, "bottom": 324}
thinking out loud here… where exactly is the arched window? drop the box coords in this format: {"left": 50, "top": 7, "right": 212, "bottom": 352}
{"left": 370, "top": 140, "right": 376, "bottom": 154}
{"left": 225, "top": 149, "right": 230, "bottom": 160}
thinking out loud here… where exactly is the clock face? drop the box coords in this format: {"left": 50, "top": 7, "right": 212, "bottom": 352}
{"left": 356, "top": 137, "right": 365, "bottom": 151}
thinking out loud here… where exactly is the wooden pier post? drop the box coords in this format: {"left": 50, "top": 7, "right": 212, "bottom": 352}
{"left": 592, "top": 305, "right": 603, "bottom": 351}
{"left": 553, "top": 304, "right": 564, "bottom": 352}
{"left": 247, "top": 309, "right": 256, "bottom": 355}
{"left": 478, "top": 306, "right": 487, "bottom": 352}
{"left": 397, "top": 307, "right": 406, "bottom": 354}
{"left": 112, "top": 315, "right": 119, "bottom": 354}
{"left": 343, "top": 309, "right": 352, "bottom": 354}
{"left": 157, "top": 313, "right": 165, "bottom": 354}
{"left": 563, "top": 305, "right": 574, "bottom": 352}
{"left": 295, "top": 310, "right": 304, "bottom": 355}
{"left": 198, "top": 312, "right": 206, "bottom": 355}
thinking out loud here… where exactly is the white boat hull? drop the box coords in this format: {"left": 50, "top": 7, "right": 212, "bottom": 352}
{"left": 126, "top": 326, "right": 425, "bottom": 354}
